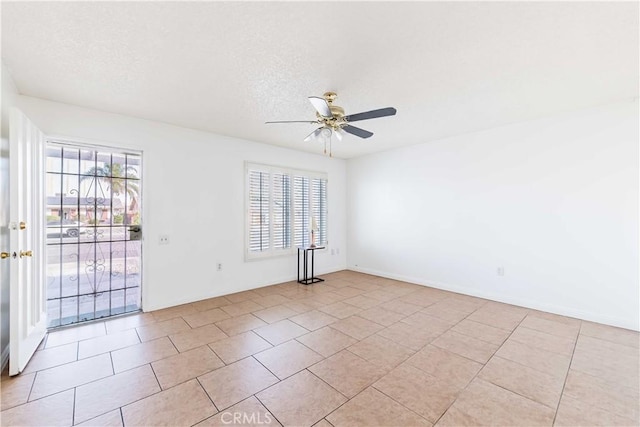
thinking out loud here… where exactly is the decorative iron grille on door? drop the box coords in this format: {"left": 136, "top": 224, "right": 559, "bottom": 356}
{"left": 45, "top": 144, "right": 142, "bottom": 327}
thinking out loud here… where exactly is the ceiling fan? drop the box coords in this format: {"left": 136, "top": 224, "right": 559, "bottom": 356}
{"left": 265, "top": 92, "right": 397, "bottom": 145}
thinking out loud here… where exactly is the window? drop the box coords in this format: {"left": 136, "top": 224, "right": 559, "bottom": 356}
{"left": 247, "top": 163, "right": 328, "bottom": 259}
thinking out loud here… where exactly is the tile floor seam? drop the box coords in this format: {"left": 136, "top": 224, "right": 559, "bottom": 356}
{"left": 453, "top": 317, "right": 512, "bottom": 335}
{"left": 343, "top": 347, "right": 378, "bottom": 365}
{"left": 301, "top": 368, "right": 367, "bottom": 419}
{"left": 133, "top": 325, "right": 143, "bottom": 343}
{"left": 494, "top": 339, "right": 577, "bottom": 379}
{"left": 147, "top": 362, "right": 163, "bottom": 391}
{"left": 565, "top": 323, "right": 639, "bottom": 414}
{"left": 479, "top": 353, "right": 573, "bottom": 403}
{"left": 118, "top": 407, "right": 124, "bottom": 426}
{"left": 206, "top": 343, "right": 228, "bottom": 366}
{"left": 71, "top": 407, "right": 114, "bottom": 426}
{"left": 46, "top": 320, "right": 108, "bottom": 346}
{"left": 368, "top": 382, "right": 437, "bottom": 424}
{"left": 320, "top": 388, "right": 363, "bottom": 425}
{"left": 194, "top": 413, "right": 215, "bottom": 426}
{"left": 408, "top": 300, "right": 483, "bottom": 361}
{"left": 567, "top": 367, "right": 640, "bottom": 395}
{"left": 519, "top": 322, "right": 579, "bottom": 338}
{"left": 306, "top": 352, "right": 376, "bottom": 401}
{"left": 427, "top": 340, "right": 490, "bottom": 366}
{"left": 554, "top": 388, "right": 639, "bottom": 425}
{"left": 579, "top": 330, "right": 640, "bottom": 349}
{"left": 66, "top": 334, "right": 142, "bottom": 365}
{"left": 156, "top": 361, "right": 228, "bottom": 391}
{"left": 167, "top": 330, "right": 181, "bottom": 353}
{"left": 86, "top": 362, "right": 199, "bottom": 424}
{"left": 195, "top": 376, "right": 220, "bottom": 414}
{"left": 322, "top": 417, "right": 336, "bottom": 426}
{"left": 91, "top": 386, "right": 161, "bottom": 424}
{"left": 211, "top": 375, "right": 280, "bottom": 413}
{"left": 253, "top": 393, "right": 285, "bottom": 427}
{"left": 166, "top": 334, "right": 180, "bottom": 353}
{"left": 29, "top": 359, "right": 115, "bottom": 402}
{"left": 250, "top": 353, "right": 289, "bottom": 382}
{"left": 25, "top": 368, "right": 38, "bottom": 403}
{"left": 430, "top": 309, "right": 531, "bottom": 425}
{"left": 483, "top": 379, "right": 562, "bottom": 411}
{"left": 197, "top": 376, "right": 221, "bottom": 413}
{"left": 294, "top": 335, "right": 336, "bottom": 360}
{"left": 199, "top": 355, "right": 282, "bottom": 409}
{"left": 576, "top": 333, "right": 640, "bottom": 358}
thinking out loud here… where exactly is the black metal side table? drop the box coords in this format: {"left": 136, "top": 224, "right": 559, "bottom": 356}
{"left": 297, "top": 246, "right": 325, "bottom": 285}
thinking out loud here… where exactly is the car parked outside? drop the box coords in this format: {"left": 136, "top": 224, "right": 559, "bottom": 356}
{"left": 47, "top": 219, "right": 87, "bottom": 237}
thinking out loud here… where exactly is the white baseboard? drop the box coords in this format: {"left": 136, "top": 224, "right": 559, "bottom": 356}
{"left": 1, "top": 344, "right": 9, "bottom": 372}
{"left": 349, "top": 265, "right": 639, "bottom": 331}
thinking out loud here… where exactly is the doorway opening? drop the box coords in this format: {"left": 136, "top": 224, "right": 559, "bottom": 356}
{"left": 45, "top": 142, "right": 142, "bottom": 328}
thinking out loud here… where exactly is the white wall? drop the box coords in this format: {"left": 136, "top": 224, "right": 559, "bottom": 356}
{"left": 347, "top": 99, "right": 639, "bottom": 330}
{"left": 1, "top": 62, "right": 19, "bottom": 367}
{"left": 17, "top": 95, "right": 348, "bottom": 312}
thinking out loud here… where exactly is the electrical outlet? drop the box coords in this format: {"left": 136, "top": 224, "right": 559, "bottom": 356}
{"left": 217, "top": 263, "right": 222, "bottom": 271}
{"left": 159, "top": 235, "right": 170, "bottom": 245}
{"left": 497, "top": 267, "right": 505, "bottom": 276}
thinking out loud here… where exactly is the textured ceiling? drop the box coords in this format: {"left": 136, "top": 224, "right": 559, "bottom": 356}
{"left": 2, "top": 2, "right": 638, "bottom": 158}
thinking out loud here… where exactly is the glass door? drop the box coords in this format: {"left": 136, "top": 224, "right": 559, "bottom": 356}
{"left": 45, "top": 143, "right": 142, "bottom": 327}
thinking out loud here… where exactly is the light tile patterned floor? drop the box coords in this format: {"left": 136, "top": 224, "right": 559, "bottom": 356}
{"left": 1, "top": 270, "right": 639, "bottom": 426}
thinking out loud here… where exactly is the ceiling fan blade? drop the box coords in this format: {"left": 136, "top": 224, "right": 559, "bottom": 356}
{"left": 308, "top": 96, "right": 332, "bottom": 117}
{"left": 265, "top": 120, "right": 318, "bottom": 124}
{"left": 342, "top": 125, "right": 373, "bottom": 139}
{"left": 344, "top": 107, "right": 397, "bottom": 122}
{"left": 304, "top": 127, "right": 324, "bottom": 142}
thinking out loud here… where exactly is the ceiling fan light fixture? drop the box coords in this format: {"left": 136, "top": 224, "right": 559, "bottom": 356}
{"left": 304, "top": 127, "right": 323, "bottom": 142}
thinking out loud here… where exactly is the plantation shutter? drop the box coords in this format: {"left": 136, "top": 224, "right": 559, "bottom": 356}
{"left": 246, "top": 163, "right": 327, "bottom": 258}
{"left": 293, "top": 175, "right": 310, "bottom": 247}
{"left": 248, "top": 170, "right": 270, "bottom": 252}
{"left": 311, "top": 178, "right": 328, "bottom": 245}
{"left": 272, "top": 172, "right": 291, "bottom": 250}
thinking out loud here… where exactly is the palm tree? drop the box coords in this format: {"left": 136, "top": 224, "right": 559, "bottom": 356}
{"left": 80, "top": 163, "right": 140, "bottom": 224}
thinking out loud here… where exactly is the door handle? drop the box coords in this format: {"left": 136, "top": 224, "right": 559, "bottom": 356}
{"left": 19, "top": 221, "right": 26, "bottom": 230}
{"left": 19, "top": 250, "right": 32, "bottom": 258}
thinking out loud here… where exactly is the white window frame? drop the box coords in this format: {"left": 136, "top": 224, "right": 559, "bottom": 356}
{"left": 245, "top": 162, "right": 328, "bottom": 260}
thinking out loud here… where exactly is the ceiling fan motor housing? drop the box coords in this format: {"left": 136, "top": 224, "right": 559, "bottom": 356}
{"left": 316, "top": 92, "right": 346, "bottom": 129}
